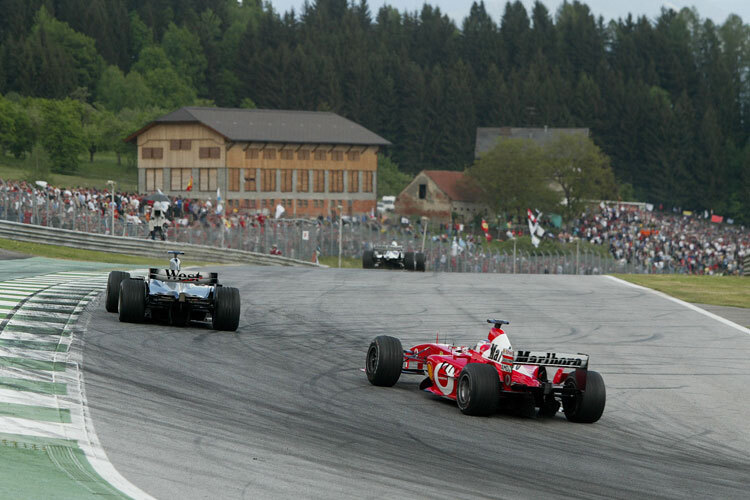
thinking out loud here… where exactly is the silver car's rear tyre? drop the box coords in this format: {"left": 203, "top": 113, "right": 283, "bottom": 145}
{"left": 212, "top": 286, "right": 240, "bottom": 331}
{"left": 118, "top": 279, "right": 146, "bottom": 323}
{"left": 415, "top": 252, "right": 426, "bottom": 272}
{"left": 363, "top": 250, "right": 375, "bottom": 269}
{"left": 404, "top": 251, "right": 415, "bottom": 270}
{"left": 105, "top": 271, "right": 129, "bottom": 313}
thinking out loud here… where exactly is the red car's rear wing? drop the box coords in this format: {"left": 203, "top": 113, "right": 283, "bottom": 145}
{"left": 514, "top": 350, "right": 589, "bottom": 369}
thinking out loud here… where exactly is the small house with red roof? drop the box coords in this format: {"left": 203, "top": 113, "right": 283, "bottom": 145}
{"left": 395, "top": 170, "right": 484, "bottom": 222}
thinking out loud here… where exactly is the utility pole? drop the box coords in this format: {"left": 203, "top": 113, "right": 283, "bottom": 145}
{"left": 107, "top": 180, "right": 116, "bottom": 236}
{"left": 337, "top": 204, "right": 343, "bottom": 268}
{"left": 421, "top": 216, "right": 428, "bottom": 253}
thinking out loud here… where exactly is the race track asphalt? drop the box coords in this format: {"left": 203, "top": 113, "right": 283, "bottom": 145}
{"left": 81, "top": 268, "right": 750, "bottom": 499}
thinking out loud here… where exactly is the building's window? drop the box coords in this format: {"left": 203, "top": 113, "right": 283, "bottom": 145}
{"left": 263, "top": 149, "right": 276, "bottom": 160}
{"left": 199, "top": 147, "right": 220, "bottom": 159}
{"left": 142, "top": 147, "right": 163, "bottom": 159}
{"left": 298, "top": 150, "right": 310, "bottom": 160}
{"left": 281, "top": 170, "right": 293, "bottom": 192}
{"left": 246, "top": 148, "right": 259, "bottom": 159}
{"left": 362, "top": 171, "right": 373, "bottom": 192}
{"left": 248, "top": 199, "right": 256, "bottom": 209}
{"left": 145, "top": 169, "right": 163, "bottom": 191}
{"left": 297, "top": 170, "right": 309, "bottom": 192}
{"left": 261, "top": 199, "right": 267, "bottom": 208}
{"left": 329, "top": 170, "right": 344, "bottom": 192}
{"left": 170, "top": 168, "right": 191, "bottom": 190}
{"left": 280, "top": 150, "right": 294, "bottom": 160}
{"left": 313, "top": 170, "right": 325, "bottom": 192}
{"left": 298, "top": 199, "right": 308, "bottom": 208}
{"left": 347, "top": 151, "right": 360, "bottom": 161}
{"left": 348, "top": 171, "right": 359, "bottom": 193}
{"left": 170, "top": 140, "right": 191, "bottom": 150}
{"left": 199, "top": 168, "right": 217, "bottom": 191}
{"left": 314, "top": 150, "right": 327, "bottom": 161}
{"left": 229, "top": 169, "right": 240, "bottom": 191}
{"left": 331, "top": 151, "right": 344, "bottom": 162}
{"left": 419, "top": 184, "right": 427, "bottom": 199}
{"left": 244, "top": 169, "right": 256, "bottom": 191}
{"left": 261, "top": 169, "right": 276, "bottom": 192}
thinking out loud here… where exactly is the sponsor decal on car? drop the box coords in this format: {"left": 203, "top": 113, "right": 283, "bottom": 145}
{"left": 514, "top": 351, "right": 586, "bottom": 367}
{"left": 162, "top": 269, "right": 204, "bottom": 282}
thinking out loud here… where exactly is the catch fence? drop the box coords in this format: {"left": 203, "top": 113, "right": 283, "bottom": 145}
{"left": 0, "top": 188, "right": 734, "bottom": 275}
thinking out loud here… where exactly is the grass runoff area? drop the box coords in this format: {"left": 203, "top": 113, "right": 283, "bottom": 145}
{"left": 613, "top": 274, "right": 750, "bottom": 309}
{"left": 0, "top": 151, "right": 137, "bottom": 192}
{"left": 0, "top": 238, "right": 211, "bottom": 268}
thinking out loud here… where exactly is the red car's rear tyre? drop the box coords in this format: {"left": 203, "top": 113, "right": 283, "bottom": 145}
{"left": 366, "top": 336, "right": 403, "bottom": 387}
{"left": 562, "top": 370, "right": 606, "bottom": 423}
{"left": 456, "top": 363, "right": 500, "bottom": 416}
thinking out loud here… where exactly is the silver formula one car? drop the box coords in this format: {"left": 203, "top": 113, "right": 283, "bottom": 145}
{"left": 105, "top": 251, "right": 240, "bottom": 331}
{"left": 362, "top": 242, "right": 426, "bottom": 271}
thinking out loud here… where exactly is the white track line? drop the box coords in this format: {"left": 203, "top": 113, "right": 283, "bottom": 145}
{"left": 0, "top": 387, "right": 60, "bottom": 407}
{"left": 604, "top": 275, "right": 750, "bottom": 335}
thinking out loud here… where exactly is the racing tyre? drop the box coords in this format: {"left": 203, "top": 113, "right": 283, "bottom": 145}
{"left": 415, "top": 252, "right": 426, "bottom": 272}
{"left": 362, "top": 250, "right": 375, "bottom": 269}
{"left": 456, "top": 363, "right": 500, "bottom": 416}
{"left": 118, "top": 279, "right": 146, "bottom": 323}
{"left": 213, "top": 286, "right": 240, "bottom": 331}
{"left": 404, "top": 251, "right": 415, "bottom": 270}
{"left": 366, "top": 336, "right": 403, "bottom": 387}
{"left": 562, "top": 370, "right": 606, "bottom": 423}
{"left": 105, "top": 271, "right": 129, "bottom": 313}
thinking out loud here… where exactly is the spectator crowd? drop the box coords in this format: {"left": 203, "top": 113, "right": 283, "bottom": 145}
{"left": 0, "top": 178, "right": 747, "bottom": 274}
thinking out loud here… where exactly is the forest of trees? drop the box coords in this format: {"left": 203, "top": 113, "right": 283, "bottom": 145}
{"left": 0, "top": 0, "right": 748, "bottom": 220}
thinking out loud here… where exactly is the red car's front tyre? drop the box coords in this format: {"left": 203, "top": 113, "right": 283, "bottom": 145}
{"left": 456, "top": 363, "right": 500, "bottom": 416}
{"left": 366, "top": 336, "right": 403, "bottom": 387}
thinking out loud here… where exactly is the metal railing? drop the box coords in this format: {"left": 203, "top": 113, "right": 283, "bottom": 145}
{"left": 0, "top": 189, "right": 743, "bottom": 274}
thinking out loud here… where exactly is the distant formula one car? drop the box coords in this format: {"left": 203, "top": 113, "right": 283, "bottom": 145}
{"left": 104, "top": 251, "right": 240, "bottom": 331}
{"left": 362, "top": 242, "right": 425, "bottom": 271}
{"left": 365, "top": 319, "right": 605, "bottom": 422}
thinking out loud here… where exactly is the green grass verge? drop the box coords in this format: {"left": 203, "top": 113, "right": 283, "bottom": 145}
{"left": 612, "top": 274, "right": 750, "bottom": 309}
{"left": 318, "top": 256, "right": 362, "bottom": 268}
{"left": 0, "top": 151, "right": 137, "bottom": 191}
{"left": 0, "top": 237, "right": 211, "bottom": 267}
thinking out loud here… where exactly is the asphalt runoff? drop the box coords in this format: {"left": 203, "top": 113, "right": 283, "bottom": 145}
{"left": 82, "top": 269, "right": 750, "bottom": 499}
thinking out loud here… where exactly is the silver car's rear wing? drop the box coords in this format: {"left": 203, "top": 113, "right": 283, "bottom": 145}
{"left": 514, "top": 350, "right": 589, "bottom": 369}
{"left": 148, "top": 268, "right": 219, "bottom": 285}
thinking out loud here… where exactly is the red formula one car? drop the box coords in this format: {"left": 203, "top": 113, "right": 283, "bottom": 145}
{"left": 365, "top": 319, "right": 605, "bottom": 422}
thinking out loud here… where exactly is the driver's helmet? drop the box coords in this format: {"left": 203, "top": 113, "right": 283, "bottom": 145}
{"left": 391, "top": 240, "right": 398, "bottom": 247}
{"left": 169, "top": 257, "right": 181, "bottom": 271}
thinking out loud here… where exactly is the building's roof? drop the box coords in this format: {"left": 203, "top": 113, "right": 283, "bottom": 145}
{"left": 125, "top": 107, "right": 391, "bottom": 146}
{"left": 422, "top": 170, "right": 480, "bottom": 202}
{"left": 475, "top": 127, "right": 589, "bottom": 158}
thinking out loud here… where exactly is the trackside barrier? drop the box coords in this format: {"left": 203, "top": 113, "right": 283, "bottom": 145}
{"left": 744, "top": 255, "right": 749, "bottom": 276}
{"left": 0, "top": 220, "right": 321, "bottom": 267}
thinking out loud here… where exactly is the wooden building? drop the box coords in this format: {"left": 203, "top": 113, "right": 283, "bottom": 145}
{"left": 395, "top": 170, "right": 484, "bottom": 223}
{"left": 125, "top": 107, "right": 390, "bottom": 216}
